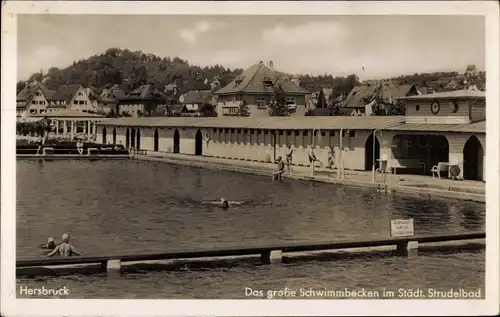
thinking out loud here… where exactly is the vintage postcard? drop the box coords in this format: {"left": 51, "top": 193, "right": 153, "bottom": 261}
{"left": 1, "top": 1, "right": 499, "bottom": 316}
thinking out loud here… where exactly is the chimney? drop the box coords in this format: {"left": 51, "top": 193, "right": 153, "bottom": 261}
{"left": 269, "top": 60, "right": 274, "bottom": 70}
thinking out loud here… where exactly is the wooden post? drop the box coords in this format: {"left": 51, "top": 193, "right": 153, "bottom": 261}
{"left": 260, "top": 250, "right": 283, "bottom": 264}
{"left": 396, "top": 241, "right": 418, "bottom": 256}
{"left": 101, "top": 259, "right": 121, "bottom": 271}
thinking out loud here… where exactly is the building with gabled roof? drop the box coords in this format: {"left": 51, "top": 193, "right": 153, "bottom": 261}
{"left": 117, "top": 84, "right": 169, "bottom": 117}
{"left": 179, "top": 90, "right": 216, "bottom": 116}
{"left": 97, "top": 85, "right": 127, "bottom": 115}
{"left": 342, "top": 82, "right": 421, "bottom": 115}
{"left": 16, "top": 82, "right": 55, "bottom": 117}
{"left": 214, "top": 61, "right": 309, "bottom": 117}
{"left": 50, "top": 84, "right": 82, "bottom": 105}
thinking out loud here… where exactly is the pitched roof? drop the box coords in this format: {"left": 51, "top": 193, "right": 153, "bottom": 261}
{"left": 97, "top": 116, "right": 486, "bottom": 134}
{"left": 344, "top": 83, "right": 418, "bottom": 108}
{"left": 215, "top": 62, "right": 309, "bottom": 95}
{"left": 180, "top": 90, "right": 213, "bottom": 104}
{"left": 16, "top": 83, "right": 52, "bottom": 102}
{"left": 386, "top": 120, "right": 485, "bottom": 133}
{"left": 377, "top": 83, "right": 417, "bottom": 103}
{"left": 98, "top": 115, "right": 405, "bottom": 130}
{"left": 99, "top": 86, "right": 126, "bottom": 103}
{"left": 119, "top": 84, "right": 168, "bottom": 101}
{"left": 51, "top": 84, "right": 82, "bottom": 103}
{"left": 343, "top": 84, "right": 376, "bottom": 108}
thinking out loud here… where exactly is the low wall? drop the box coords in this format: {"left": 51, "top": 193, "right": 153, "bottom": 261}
{"left": 96, "top": 126, "right": 377, "bottom": 171}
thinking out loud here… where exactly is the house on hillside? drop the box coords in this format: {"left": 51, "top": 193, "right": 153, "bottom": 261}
{"left": 214, "top": 61, "right": 309, "bottom": 117}
{"left": 16, "top": 82, "right": 55, "bottom": 117}
{"left": 179, "top": 90, "right": 216, "bottom": 116}
{"left": 67, "top": 85, "right": 99, "bottom": 112}
{"left": 117, "top": 84, "right": 169, "bottom": 117}
{"left": 98, "top": 85, "right": 127, "bottom": 115}
{"left": 341, "top": 84, "right": 376, "bottom": 115}
{"left": 48, "top": 84, "right": 98, "bottom": 114}
{"left": 342, "top": 83, "right": 421, "bottom": 115}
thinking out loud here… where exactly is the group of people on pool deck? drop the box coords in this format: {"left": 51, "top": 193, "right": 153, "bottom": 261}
{"left": 273, "top": 143, "right": 336, "bottom": 180}
{"left": 40, "top": 233, "right": 82, "bottom": 257}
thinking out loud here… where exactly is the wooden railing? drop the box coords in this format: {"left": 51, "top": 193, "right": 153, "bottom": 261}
{"left": 17, "top": 231, "right": 485, "bottom": 271}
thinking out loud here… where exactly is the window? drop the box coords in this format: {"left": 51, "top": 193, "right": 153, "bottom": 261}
{"left": 32, "top": 100, "right": 38, "bottom": 105}
{"left": 78, "top": 92, "right": 83, "bottom": 96}
{"left": 74, "top": 100, "right": 78, "bottom": 104}
{"left": 40, "top": 101, "right": 45, "bottom": 105}
{"left": 286, "top": 97, "right": 296, "bottom": 104}
{"left": 257, "top": 97, "right": 266, "bottom": 108}
{"left": 349, "top": 131, "right": 356, "bottom": 138}
{"left": 415, "top": 104, "right": 420, "bottom": 111}
{"left": 79, "top": 100, "right": 85, "bottom": 105}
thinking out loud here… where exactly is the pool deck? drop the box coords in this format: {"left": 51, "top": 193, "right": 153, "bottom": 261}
{"left": 132, "top": 152, "right": 486, "bottom": 203}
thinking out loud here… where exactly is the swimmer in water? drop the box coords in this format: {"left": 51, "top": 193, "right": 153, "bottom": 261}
{"left": 39, "top": 237, "right": 56, "bottom": 250}
{"left": 46, "top": 233, "right": 82, "bottom": 257}
{"left": 220, "top": 198, "right": 229, "bottom": 209}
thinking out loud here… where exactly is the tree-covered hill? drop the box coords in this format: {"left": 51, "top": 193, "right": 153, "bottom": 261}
{"left": 18, "top": 48, "right": 245, "bottom": 95}
{"left": 17, "top": 48, "right": 482, "bottom": 99}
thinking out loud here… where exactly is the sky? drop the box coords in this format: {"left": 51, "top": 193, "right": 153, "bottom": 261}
{"left": 17, "top": 15, "right": 485, "bottom": 81}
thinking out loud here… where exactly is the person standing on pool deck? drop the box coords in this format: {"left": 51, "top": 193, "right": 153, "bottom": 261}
{"left": 326, "top": 146, "right": 336, "bottom": 169}
{"left": 285, "top": 143, "right": 293, "bottom": 173}
{"left": 46, "top": 233, "right": 82, "bottom": 257}
{"left": 307, "top": 146, "right": 323, "bottom": 176}
{"left": 273, "top": 156, "right": 286, "bottom": 180}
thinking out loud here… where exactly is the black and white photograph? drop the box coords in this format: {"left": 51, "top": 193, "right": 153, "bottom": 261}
{"left": 1, "top": 1, "right": 499, "bottom": 316}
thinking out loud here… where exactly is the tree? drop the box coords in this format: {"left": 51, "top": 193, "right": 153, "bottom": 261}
{"left": 316, "top": 89, "right": 327, "bottom": 108}
{"left": 267, "top": 83, "right": 290, "bottom": 116}
{"left": 16, "top": 81, "right": 26, "bottom": 94}
{"left": 237, "top": 101, "right": 250, "bottom": 117}
{"left": 199, "top": 103, "right": 217, "bottom": 117}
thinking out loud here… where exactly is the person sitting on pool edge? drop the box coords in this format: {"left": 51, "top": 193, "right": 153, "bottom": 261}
{"left": 273, "top": 156, "right": 285, "bottom": 180}
{"left": 46, "top": 233, "right": 82, "bottom": 257}
{"left": 39, "top": 237, "right": 57, "bottom": 250}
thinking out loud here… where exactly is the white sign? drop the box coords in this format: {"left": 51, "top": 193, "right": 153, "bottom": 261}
{"left": 390, "top": 219, "right": 415, "bottom": 237}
